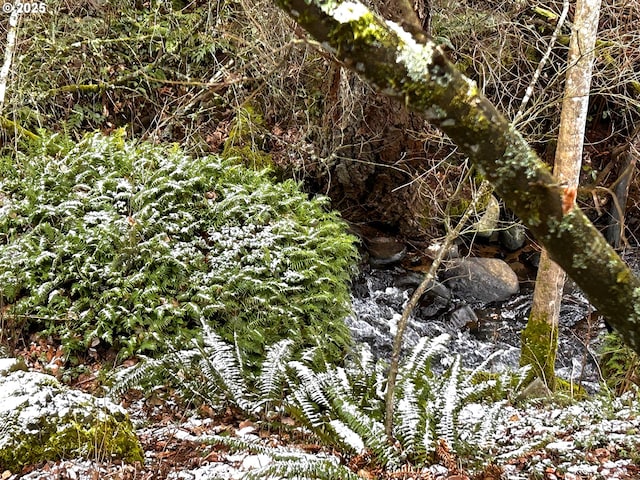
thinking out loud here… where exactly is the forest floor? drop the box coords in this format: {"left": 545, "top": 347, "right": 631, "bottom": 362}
{"left": 6, "top": 345, "right": 640, "bottom": 480}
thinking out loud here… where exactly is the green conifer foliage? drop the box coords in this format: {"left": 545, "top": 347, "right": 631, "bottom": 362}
{"left": 0, "top": 132, "right": 357, "bottom": 363}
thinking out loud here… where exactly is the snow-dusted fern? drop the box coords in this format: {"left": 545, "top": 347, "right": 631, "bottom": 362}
{"left": 286, "top": 335, "right": 530, "bottom": 469}
{"left": 208, "top": 435, "right": 361, "bottom": 480}
{"left": 116, "top": 332, "right": 528, "bottom": 475}
{"left": 115, "top": 322, "right": 296, "bottom": 418}
{"left": 0, "top": 131, "right": 357, "bottom": 363}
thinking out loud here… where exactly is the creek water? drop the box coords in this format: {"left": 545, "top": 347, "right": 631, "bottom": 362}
{"left": 347, "top": 266, "right": 606, "bottom": 391}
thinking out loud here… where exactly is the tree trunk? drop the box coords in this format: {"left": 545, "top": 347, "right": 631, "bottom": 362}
{"left": 523, "top": 253, "right": 563, "bottom": 388}
{"left": 311, "top": 0, "right": 432, "bottom": 236}
{"left": 271, "top": 0, "right": 640, "bottom": 354}
{"left": 521, "top": 0, "right": 602, "bottom": 389}
{"left": 605, "top": 130, "right": 639, "bottom": 248}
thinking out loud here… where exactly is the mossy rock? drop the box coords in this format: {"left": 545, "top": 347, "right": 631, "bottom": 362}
{"left": 0, "top": 364, "right": 142, "bottom": 471}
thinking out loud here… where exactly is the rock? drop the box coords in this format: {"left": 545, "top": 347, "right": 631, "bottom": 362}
{"left": 516, "top": 377, "right": 552, "bottom": 400}
{"left": 365, "top": 236, "right": 407, "bottom": 267}
{"left": 394, "top": 272, "right": 451, "bottom": 301}
{"left": 0, "top": 357, "right": 26, "bottom": 375}
{"left": 500, "top": 223, "right": 527, "bottom": 251}
{"left": 471, "top": 195, "right": 500, "bottom": 239}
{"left": 443, "top": 257, "right": 519, "bottom": 303}
{"left": 449, "top": 305, "right": 478, "bottom": 330}
{"left": 393, "top": 272, "right": 451, "bottom": 317}
{"left": 525, "top": 250, "right": 541, "bottom": 268}
{"left": 0, "top": 365, "right": 142, "bottom": 471}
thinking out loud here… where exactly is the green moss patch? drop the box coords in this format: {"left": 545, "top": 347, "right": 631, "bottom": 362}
{"left": 0, "top": 368, "right": 142, "bottom": 471}
{"left": 520, "top": 311, "right": 559, "bottom": 391}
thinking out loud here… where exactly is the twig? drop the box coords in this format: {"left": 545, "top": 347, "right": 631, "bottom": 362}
{"left": 384, "top": 180, "right": 493, "bottom": 439}
{"left": 513, "top": 0, "right": 570, "bottom": 125}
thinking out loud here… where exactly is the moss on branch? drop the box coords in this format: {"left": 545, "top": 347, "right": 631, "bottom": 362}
{"left": 0, "top": 116, "right": 40, "bottom": 141}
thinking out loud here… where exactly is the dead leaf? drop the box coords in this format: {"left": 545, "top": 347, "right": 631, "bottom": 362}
{"left": 238, "top": 419, "right": 254, "bottom": 429}
{"left": 357, "top": 469, "right": 375, "bottom": 479}
{"left": 281, "top": 416, "right": 296, "bottom": 426}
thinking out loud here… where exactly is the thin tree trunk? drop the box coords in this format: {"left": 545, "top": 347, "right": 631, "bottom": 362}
{"left": 384, "top": 180, "right": 492, "bottom": 439}
{"left": 272, "top": 0, "right": 640, "bottom": 354}
{"left": 523, "top": 252, "right": 563, "bottom": 388}
{"left": 606, "top": 134, "right": 639, "bottom": 248}
{"left": 0, "top": 10, "right": 19, "bottom": 115}
{"left": 521, "top": 0, "right": 602, "bottom": 389}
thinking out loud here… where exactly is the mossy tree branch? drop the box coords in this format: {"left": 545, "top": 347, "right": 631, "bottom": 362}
{"left": 0, "top": 116, "right": 40, "bottom": 141}
{"left": 271, "top": 0, "right": 640, "bottom": 352}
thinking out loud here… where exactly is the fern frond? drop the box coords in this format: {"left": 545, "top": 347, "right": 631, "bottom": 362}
{"left": 111, "top": 354, "right": 168, "bottom": 397}
{"left": 418, "top": 406, "right": 435, "bottom": 459}
{"left": 512, "top": 364, "right": 533, "bottom": 393}
{"left": 464, "top": 350, "right": 504, "bottom": 388}
{"left": 343, "top": 344, "right": 385, "bottom": 410}
{"left": 209, "top": 434, "right": 361, "bottom": 480}
{"left": 469, "top": 401, "right": 505, "bottom": 449}
{"left": 393, "top": 381, "right": 421, "bottom": 455}
{"left": 402, "top": 333, "right": 450, "bottom": 381}
{"left": 291, "top": 387, "right": 327, "bottom": 428}
{"left": 331, "top": 419, "right": 367, "bottom": 454}
{"left": 289, "top": 361, "right": 332, "bottom": 410}
{"left": 326, "top": 393, "right": 403, "bottom": 468}
{"left": 435, "top": 355, "right": 461, "bottom": 446}
{"left": 197, "top": 323, "right": 254, "bottom": 413}
{"left": 256, "top": 338, "right": 295, "bottom": 407}
{"left": 243, "top": 458, "right": 361, "bottom": 480}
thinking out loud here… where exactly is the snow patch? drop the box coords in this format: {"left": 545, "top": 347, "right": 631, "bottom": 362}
{"left": 330, "top": 2, "right": 369, "bottom": 23}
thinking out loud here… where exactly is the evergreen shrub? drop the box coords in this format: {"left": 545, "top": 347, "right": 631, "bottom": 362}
{"left": 0, "top": 132, "right": 357, "bottom": 363}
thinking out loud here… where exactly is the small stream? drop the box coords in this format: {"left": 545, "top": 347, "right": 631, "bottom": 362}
{"left": 346, "top": 266, "right": 606, "bottom": 391}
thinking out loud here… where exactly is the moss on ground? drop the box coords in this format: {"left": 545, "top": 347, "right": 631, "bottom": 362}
{"left": 0, "top": 369, "right": 142, "bottom": 471}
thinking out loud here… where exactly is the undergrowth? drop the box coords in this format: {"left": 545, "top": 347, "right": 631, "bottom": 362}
{"left": 116, "top": 327, "right": 531, "bottom": 476}
{"left": 600, "top": 332, "right": 640, "bottom": 395}
{"left": 0, "top": 131, "right": 357, "bottom": 364}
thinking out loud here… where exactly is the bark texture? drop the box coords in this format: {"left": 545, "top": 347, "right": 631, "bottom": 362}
{"left": 313, "top": 70, "right": 427, "bottom": 235}
{"left": 272, "top": 0, "right": 640, "bottom": 353}
{"left": 522, "top": 0, "right": 602, "bottom": 387}
{"left": 606, "top": 130, "right": 639, "bottom": 248}
{"left": 308, "top": 0, "right": 431, "bottom": 237}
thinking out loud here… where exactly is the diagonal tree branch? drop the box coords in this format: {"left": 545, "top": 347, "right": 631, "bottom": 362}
{"left": 271, "top": 0, "right": 640, "bottom": 352}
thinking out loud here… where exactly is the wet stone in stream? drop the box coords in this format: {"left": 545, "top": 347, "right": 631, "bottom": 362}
{"left": 346, "top": 267, "right": 607, "bottom": 391}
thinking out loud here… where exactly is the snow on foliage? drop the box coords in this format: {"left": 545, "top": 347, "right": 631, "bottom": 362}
{"left": 0, "top": 131, "right": 358, "bottom": 363}
{"left": 0, "top": 364, "right": 141, "bottom": 470}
